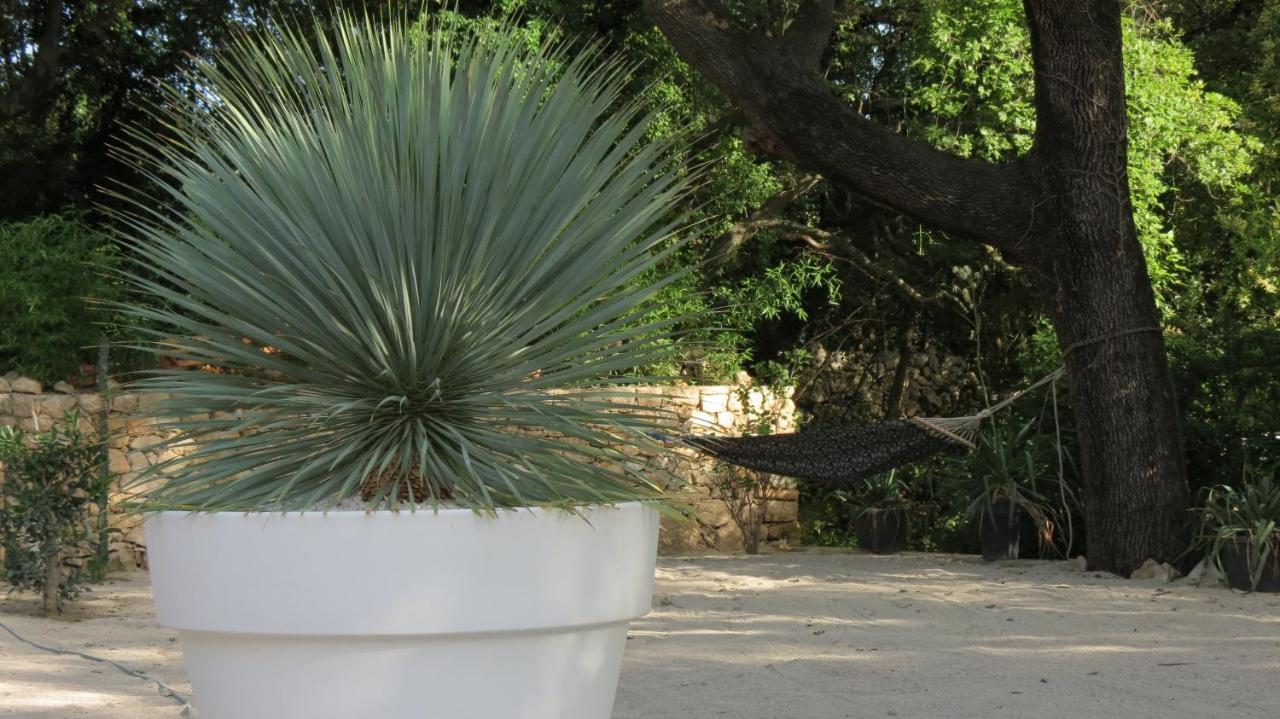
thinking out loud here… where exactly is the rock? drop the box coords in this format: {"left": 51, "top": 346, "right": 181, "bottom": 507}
{"left": 684, "top": 410, "right": 718, "bottom": 434}
{"left": 1187, "top": 558, "right": 1224, "bottom": 587}
{"left": 716, "top": 411, "right": 736, "bottom": 429}
{"left": 111, "top": 394, "right": 139, "bottom": 414}
{"left": 701, "top": 392, "right": 729, "bottom": 413}
{"left": 53, "top": 381, "right": 76, "bottom": 394}
{"left": 734, "top": 371, "right": 752, "bottom": 386}
{"left": 765, "top": 500, "right": 798, "bottom": 523}
{"left": 108, "top": 449, "right": 130, "bottom": 474}
{"left": 78, "top": 393, "right": 104, "bottom": 414}
{"left": 130, "top": 434, "right": 164, "bottom": 451}
{"left": 1065, "top": 556, "right": 1088, "bottom": 573}
{"left": 1130, "top": 558, "right": 1182, "bottom": 582}
{"left": 0, "top": 377, "right": 8, "bottom": 392}
{"left": 127, "top": 450, "right": 151, "bottom": 472}
{"left": 10, "top": 377, "right": 41, "bottom": 394}
{"left": 667, "top": 386, "right": 701, "bottom": 406}
{"left": 36, "top": 394, "right": 77, "bottom": 417}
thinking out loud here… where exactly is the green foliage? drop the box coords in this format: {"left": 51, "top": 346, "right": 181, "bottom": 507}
{"left": 115, "top": 14, "right": 706, "bottom": 512}
{"left": 0, "top": 213, "right": 121, "bottom": 381}
{"left": 1194, "top": 467, "right": 1280, "bottom": 592}
{"left": 0, "top": 415, "right": 106, "bottom": 610}
{"left": 960, "top": 419, "right": 1057, "bottom": 525}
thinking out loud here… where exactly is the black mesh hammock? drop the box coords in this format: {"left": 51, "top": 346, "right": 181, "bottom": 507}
{"left": 687, "top": 368, "right": 1064, "bottom": 485}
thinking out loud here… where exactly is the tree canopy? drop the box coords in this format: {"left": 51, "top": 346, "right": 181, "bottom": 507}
{"left": 2, "top": 0, "right": 1277, "bottom": 569}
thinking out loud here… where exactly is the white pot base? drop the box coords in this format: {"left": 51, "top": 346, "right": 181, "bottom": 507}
{"left": 181, "top": 623, "right": 629, "bottom": 718}
{"left": 146, "top": 504, "right": 658, "bottom": 719}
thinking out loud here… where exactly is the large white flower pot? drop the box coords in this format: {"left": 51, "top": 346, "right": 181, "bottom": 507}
{"left": 146, "top": 503, "right": 659, "bottom": 719}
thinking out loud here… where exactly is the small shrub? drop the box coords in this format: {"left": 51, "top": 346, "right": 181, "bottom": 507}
{"left": 712, "top": 464, "right": 775, "bottom": 554}
{"left": 0, "top": 415, "right": 106, "bottom": 614}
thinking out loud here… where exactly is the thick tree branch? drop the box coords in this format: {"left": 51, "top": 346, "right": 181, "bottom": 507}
{"left": 644, "top": 0, "right": 1037, "bottom": 259}
{"left": 710, "top": 172, "right": 822, "bottom": 259}
{"left": 777, "top": 0, "right": 837, "bottom": 72}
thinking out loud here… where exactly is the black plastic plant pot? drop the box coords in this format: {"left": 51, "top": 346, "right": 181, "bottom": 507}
{"left": 980, "top": 499, "right": 1020, "bottom": 562}
{"left": 1219, "top": 537, "right": 1280, "bottom": 593}
{"left": 854, "top": 507, "right": 908, "bottom": 554}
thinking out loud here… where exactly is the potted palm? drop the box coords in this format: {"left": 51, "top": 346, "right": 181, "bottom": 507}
{"left": 960, "top": 419, "right": 1060, "bottom": 561}
{"left": 115, "top": 14, "right": 701, "bottom": 719}
{"left": 1194, "top": 468, "right": 1280, "bottom": 592}
{"left": 851, "top": 470, "right": 910, "bottom": 554}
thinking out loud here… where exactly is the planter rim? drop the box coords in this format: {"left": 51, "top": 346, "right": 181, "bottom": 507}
{"left": 146, "top": 502, "right": 648, "bottom": 519}
{"left": 146, "top": 501, "right": 660, "bottom": 636}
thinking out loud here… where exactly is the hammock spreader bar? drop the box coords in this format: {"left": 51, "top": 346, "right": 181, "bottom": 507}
{"left": 686, "top": 368, "right": 1064, "bottom": 485}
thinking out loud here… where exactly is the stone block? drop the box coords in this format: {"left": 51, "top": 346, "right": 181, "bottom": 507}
{"left": 765, "top": 500, "right": 798, "bottom": 523}
{"left": 111, "top": 394, "right": 139, "bottom": 414}
{"left": 127, "top": 450, "right": 151, "bottom": 471}
{"left": 667, "top": 386, "right": 701, "bottom": 406}
{"left": 0, "top": 377, "right": 8, "bottom": 392}
{"left": 130, "top": 434, "right": 163, "bottom": 451}
{"left": 691, "top": 498, "right": 732, "bottom": 528}
{"left": 684, "top": 410, "right": 718, "bottom": 434}
{"left": 78, "top": 393, "right": 104, "bottom": 414}
{"left": 10, "top": 377, "right": 41, "bottom": 394}
{"left": 108, "top": 449, "right": 130, "bottom": 474}
{"left": 11, "top": 394, "right": 35, "bottom": 416}
{"left": 716, "top": 411, "right": 736, "bottom": 429}
{"left": 766, "top": 522, "right": 801, "bottom": 542}
{"left": 701, "top": 392, "right": 729, "bottom": 413}
{"left": 53, "top": 381, "right": 76, "bottom": 394}
{"left": 727, "top": 392, "right": 743, "bottom": 412}
{"left": 35, "top": 394, "right": 77, "bottom": 417}
{"left": 766, "top": 487, "right": 800, "bottom": 501}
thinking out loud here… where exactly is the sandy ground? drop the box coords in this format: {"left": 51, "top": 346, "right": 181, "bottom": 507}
{"left": 2, "top": 550, "right": 1278, "bottom": 718}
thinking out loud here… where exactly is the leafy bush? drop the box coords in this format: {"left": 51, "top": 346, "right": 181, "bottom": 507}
{"left": 0, "top": 416, "right": 106, "bottom": 614}
{"left": 0, "top": 213, "right": 123, "bottom": 382}
{"left": 115, "top": 14, "right": 705, "bottom": 512}
{"left": 1194, "top": 468, "right": 1280, "bottom": 592}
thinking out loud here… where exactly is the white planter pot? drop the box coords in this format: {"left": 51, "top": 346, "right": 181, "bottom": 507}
{"left": 146, "top": 503, "right": 659, "bottom": 719}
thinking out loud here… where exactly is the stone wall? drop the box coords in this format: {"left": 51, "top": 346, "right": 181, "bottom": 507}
{"left": 0, "top": 373, "right": 799, "bottom": 566}
{"left": 797, "top": 343, "right": 978, "bottom": 426}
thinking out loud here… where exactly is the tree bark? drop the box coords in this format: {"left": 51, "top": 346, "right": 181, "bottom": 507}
{"left": 646, "top": 0, "right": 1192, "bottom": 574}
{"left": 1022, "top": 0, "right": 1190, "bottom": 573}
{"left": 43, "top": 545, "right": 61, "bottom": 616}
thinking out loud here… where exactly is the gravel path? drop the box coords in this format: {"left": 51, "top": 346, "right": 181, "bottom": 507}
{"left": 3, "top": 550, "right": 1278, "bottom": 718}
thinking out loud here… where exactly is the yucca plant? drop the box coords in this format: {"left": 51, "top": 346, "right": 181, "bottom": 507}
{"left": 1194, "top": 468, "right": 1280, "bottom": 592}
{"left": 111, "top": 14, "right": 702, "bottom": 513}
{"left": 952, "top": 418, "right": 1074, "bottom": 556}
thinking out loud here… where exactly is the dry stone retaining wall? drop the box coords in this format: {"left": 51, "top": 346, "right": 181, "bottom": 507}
{"left": 0, "top": 372, "right": 799, "bottom": 566}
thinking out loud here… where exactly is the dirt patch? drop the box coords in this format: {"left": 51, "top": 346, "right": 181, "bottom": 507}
{"left": 3, "top": 550, "right": 1278, "bottom": 718}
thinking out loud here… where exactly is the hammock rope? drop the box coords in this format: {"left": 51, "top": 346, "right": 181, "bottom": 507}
{"left": 687, "top": 367, "right": 1066, "bottom": 485}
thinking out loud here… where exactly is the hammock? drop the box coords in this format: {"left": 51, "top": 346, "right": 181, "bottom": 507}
{"left": 687, "top": 368, "right": 1064, "bottom": 484}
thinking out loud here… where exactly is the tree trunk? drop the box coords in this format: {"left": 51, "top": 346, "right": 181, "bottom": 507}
{"left": 645, "top": 0, "right": 1193, "bottom": 574}
{"left": 43, "top": 545, "right": 61, "bottom": 616}
{"left": 1024, "top": 0, "right": 1190, "bottom": 573}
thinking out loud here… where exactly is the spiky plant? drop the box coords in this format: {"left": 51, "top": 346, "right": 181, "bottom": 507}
{"left": 113, "top": 14, "right": 702, "bottom": 512}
